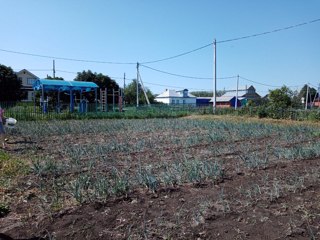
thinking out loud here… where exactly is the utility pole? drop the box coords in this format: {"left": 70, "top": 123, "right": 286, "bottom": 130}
{"left": 136, "top": 62, "right": 139, "bottom": 108}
{"left": 213, "top": 39, "right": 217, "bottom": 113}
{"left": 123, "top": 73, "right": 126, "bottom": 108}
{"left": 318, "top": 84, "right": 320, "bottom": 108}
{"left": 53, "top": 60, "right": 56, "bottom": 78}
{"left": 112, "top": 88, "right": 115, "bottom": 112}
{"left": 305, "top": 84, "right": 309, "bottom": 110}
{"left": 138, "top": 71, "right": 151, "bottom": 106}
{"left": 235, "top": 75, "right": 239, "bottom": 110}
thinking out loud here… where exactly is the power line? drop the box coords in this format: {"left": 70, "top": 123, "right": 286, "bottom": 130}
{"left": 56, "top": 69, "right": 133, "bottom": 80}
{"left": 309, "top": 83, "right": 320, "bottom": 89}
{"left": 239, "top": 76, "right": 281, "bottom": 88}
{"left": 143, "top": 81, "right": 211, "bottom": 91}
{"left": 239, "top": 76, "right": 305, "bottom": 88}
{"left": 141, "top": 64, "right": 237, "bottom": 80}
{"left": 140, "top": 43, "right": 213, "bottom": 64}
{"left": 16, "top": 67, "right": 308, "bottom": 91}
{"left": 0, "top": 48, "right": 136, "bottom": 65}
{"left": 56, "top": 67, "right": 307, "bottom": 90}
{"left": 140, "top": 17, "right": 320, "bottom": 64}
{"left": 14, "top": 68, "right": 52, "bottom": 72}
{"left": 56, "top": 69, "right": 78, "bottom": 74}
{"left": 2, "top": 18, "right": 319, "bottom": 65}
{"left": 217, "top": 18, "right": 320, "bottom": 44}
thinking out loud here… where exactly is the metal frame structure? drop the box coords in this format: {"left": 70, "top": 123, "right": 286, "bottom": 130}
{"left": 33, "top": 79, "right": 98, "bottom": 113}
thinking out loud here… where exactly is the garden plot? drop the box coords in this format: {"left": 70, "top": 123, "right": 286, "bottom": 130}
{"left": 1, "top": 117, "right": 320, "bottom": 239}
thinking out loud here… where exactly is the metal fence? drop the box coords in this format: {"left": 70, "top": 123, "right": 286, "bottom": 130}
{"left": 0, "top": 101, "right": 319, "bottom": 121}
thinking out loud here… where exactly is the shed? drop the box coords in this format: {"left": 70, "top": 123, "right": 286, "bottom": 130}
{"left": 33, "top": 79, "right": 99, "bottom": 113}
{"left": 196, "top": 97, "right": 212, "bottom": 107}
{"left": 210, "top": 96, "right": 243, "bottom": 108}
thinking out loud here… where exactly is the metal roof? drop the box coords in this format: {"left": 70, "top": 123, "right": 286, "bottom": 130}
{"left": 33, "top": 79, "right": 98, "bottom": 92}
{"left": 209, "top": 96, "right": 245, "bottom": 103}
{"left": 155, "top": 89, "right": 196, "bottom": 98}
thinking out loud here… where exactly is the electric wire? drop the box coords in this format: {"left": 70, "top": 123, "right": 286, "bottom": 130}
{"left": 239, "top": 76, "right": 282, "bottom": 88}
{"left": 140, "top": 64, "right": 237, "bottom": 80}
{"left": 143, "top": 81, "right": 211, "bottom": 91}
{"left": 239, "top": 76, "right": 305, "bottom": 89}
{"left": 217, "top": 18, "right": 320, "bottom": 44}
{"left": 140, "top": 43, "right": 213, "bottom": 64}
{"left": 141, "top": 17, "right": 320, "bottom": 64}
{"left": 309, "top": 83, "right": 320, "bottom": 89}
{"left": 56, "top": 69, "right": 78, "bottom": 74}
{"left": 19, "top": 67, "right": 312, "bottom": 93}
{"left": 1, "top": 18, "right": 319, "bottom": 65}
{"left": 0, "top": 48, "right": 136, "bottom": 65}
{"left": 14, "top": 69, "right": 52, "bottom": 72}
{"left": 56, "top": 69, "right": 130, "bottom": 80}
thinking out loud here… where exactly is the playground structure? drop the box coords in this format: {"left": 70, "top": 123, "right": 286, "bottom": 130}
{"left": 33, "top": 79, "right": 99, "bottom": 113}
{"left": 32, "top": 79, "right": 124, "bottom": 113}
{"left": 100, "top": 88, "right": 123, "bottom": 112}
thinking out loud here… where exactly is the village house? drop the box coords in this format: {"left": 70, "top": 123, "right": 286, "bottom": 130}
{"left": 155, "top": 89, "right": 197, "bottom": 106}
{"left": 15, "top": 69, "right": 39, "bottom": 101}
{"left": 221, "top": 85, "right": 261, "bottom": 101}
{"left": 216, "top": 85, "right": 261, "bottom": 107}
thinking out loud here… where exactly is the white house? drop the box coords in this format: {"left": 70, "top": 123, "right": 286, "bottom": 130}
{"left": 16, "top": 69, "right": 39, "bottom": 101}
{"left": 155, "top": 89, "right": 197, "bottom": 105}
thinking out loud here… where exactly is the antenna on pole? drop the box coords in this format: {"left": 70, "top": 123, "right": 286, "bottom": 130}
{"left": 213, "top": 39, "right": 217, "bottom": 113}
{"left": 53, "top": 60, "right": 56, "bottom": 78}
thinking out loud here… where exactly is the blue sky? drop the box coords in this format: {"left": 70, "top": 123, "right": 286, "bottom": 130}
{"left": 1, "top": 0, "right": 320, "bottom": 96}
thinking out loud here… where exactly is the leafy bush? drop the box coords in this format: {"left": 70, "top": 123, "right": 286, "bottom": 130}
{"left": 257, "top": 106, "right": 268, "bottom": 118}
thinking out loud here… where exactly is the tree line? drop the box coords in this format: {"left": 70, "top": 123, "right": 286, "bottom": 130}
{"left": 0, "top": 63, "right": 318, "bottom": 109}
{"left": 0, "top": 64, "right": 154, "bottom": 105}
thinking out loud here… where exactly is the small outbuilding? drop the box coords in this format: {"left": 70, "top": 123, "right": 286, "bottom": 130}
{"left": 210, "top": 96, "right": 243, "bottom": 108}
{"left": 196, "top": 97, "right": 212, "bottom": 107}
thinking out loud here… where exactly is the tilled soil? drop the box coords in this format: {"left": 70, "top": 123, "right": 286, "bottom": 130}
{"left": 1, "top": 118, "right": 320, "bottom": 240}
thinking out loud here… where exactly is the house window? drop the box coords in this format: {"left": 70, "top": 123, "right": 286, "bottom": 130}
{"left": 27, "top": 78, "right": 36, "bottom": 85}
{"left": 183, "top": 100, "right": 186, "bottom": 104}
{"left": 172, "top": 99, "right": 175, "bottom": 104}
{"left": 176, "top": 100, "right": 179, "bottom": 104}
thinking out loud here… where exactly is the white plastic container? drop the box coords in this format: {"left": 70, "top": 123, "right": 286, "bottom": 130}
{"left": 5, "top": 118, "right": 17, "bottom": 128}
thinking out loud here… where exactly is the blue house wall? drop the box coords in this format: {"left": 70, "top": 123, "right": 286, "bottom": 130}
{"left": 230, "top": 97, "right": 242, "bottom": 107}
{"left": 196, "top": 98, "right": 211, "bottom": 107}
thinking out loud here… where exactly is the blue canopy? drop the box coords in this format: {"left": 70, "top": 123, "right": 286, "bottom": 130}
{"left": 33, "top": 79, "right": 98, "bottom": 92}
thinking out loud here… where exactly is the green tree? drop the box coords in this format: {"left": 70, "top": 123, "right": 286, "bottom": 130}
{"left": 0, "top": 64, "right": 22, "bottom": 101}
{"left": 190, "top": 90, "right": 226, "bottom": 97}
{"left": 46, "top": 75, "right": 64, "bottom": 80}
{"left": 291, "top": 90, "right": 303, "bottom": 109}
{"left": 124, "top": 79, "right": 155, "bottom": 105}
{"left": 268, "top": 86, "right": 292, "bottom": 109}
{"left": 75, "top": 70, "right": 119, "bottom": 102}
{"left": 75, "top": 70, "right": 118, "bottom": 89}
{"left": 298, "top": 84, "right": 317, "bottom": 105}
